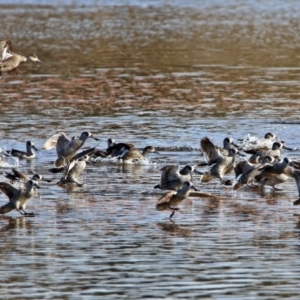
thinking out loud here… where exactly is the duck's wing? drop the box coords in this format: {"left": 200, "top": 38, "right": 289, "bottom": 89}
{"left": 234, "top": 160, "right": 254, "bottom": 178}
{"left": 0, "top": 182, "right": 18, "bottom": 199}
{"left": 92, "top": 149, "right": 107, "bottom": 158}
{"left": 42, "top": 132, "right": 72, "bottom": 158}
{"left": 0, "top": 40, "right": 13, "bottom": 63}
{"left": 0, "top": 52, "right": 18, "bottom": 74}
{"left": 72, "top": 147, "right": 96, "bottom": 161}
{"left": 11, "top": 168, "right": 29, "bottom": 181}
{"left": 0, "top": 203, "right": 14, "bottom": 214}
{"left": 293, "top": 171, "right": 300, "bottom": 199}
{"left": 156, "top": 191, "right": 175, "bottom": 211}
{"left": 106, "top": 143, "right": 134, "bottom": 156}
{"left": 11, "top": 148, "right": 26, "bottom": 156}
{"left": 0, "top": 46, "right": 13, "bottom": 64}
{"left": 254, "top": 162, "right": 278, "bottom": 181}
{"left": 57, "top": 133, "right": 75, "bottom": 157}
{"left": 0, "top": 40, "right": 7, "bottom": 50}
{"left": 48, "top": 166, "right": 66, "bottom": 174}
{"left": 160, "top": 165, "right": 180, "bottom": 184}
{"left": 243, "top": 147, "right": 268, "bottom": 154}
{"left": 200, "top": 137, "right": 222, "bottom": 164}
{"left": 42, "top": 132, "right": 68, "bottom": 151}
{"left": 0, "top": 40, "right": 12, "bottom": 51}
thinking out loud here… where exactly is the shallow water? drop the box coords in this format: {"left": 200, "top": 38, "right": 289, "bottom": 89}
{"left": 1, "top": 1, "right": 300, "bottom": 299}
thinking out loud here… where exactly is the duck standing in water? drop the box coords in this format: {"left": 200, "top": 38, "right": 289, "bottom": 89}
{"left": 42, "top": 131, "right": 99, "bottom": 167}
{"left": 57, "top": 155, "right": 90, "bottom": 187}
{"left": 7, "top": 141, "right": 38, "bottom": 159}
{"left": 0, "top": 180, "right": 40, "bottom": 216}
{"left": 0, "top": 40, "right": 42, "bottom": 77}
{"left": 156, "top": 181, "right": 197, "bottom": 219}
{"left": 118, "top": 146, "right": 159, "bottom": 163}
{"left": 200, "top": 137, "right": 238, "bottom": 185}
{"left": 154, "top": 165, "right": 202, "bottom": 191}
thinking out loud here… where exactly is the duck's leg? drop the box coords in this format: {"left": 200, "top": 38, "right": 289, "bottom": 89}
{"left": 169, "top": 206, "right": 179, "bottom": 219}
{"left": 69, "top": 179, "right": 84, "bottom": 187}
{"left": 16, "top": 209, "right": 25, "bottom": 215}
{"left": 219, "top": 177, "right": 232, "bottom": 186}
{"left": 21, "top": 209, "right": 35, "bottom": 217}
{"left": 272, "top": 186, "right": 284, "bottom": 191}
{"left": 169, "top": 211, "right": 175, "bottom": 218}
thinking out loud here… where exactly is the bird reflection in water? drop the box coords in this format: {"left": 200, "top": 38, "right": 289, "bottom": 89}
{"left": 156, "top": 221, "right": 191, "bottom": 236}
{"left": 0, "top": 215, "right": 34, "bottom": 233}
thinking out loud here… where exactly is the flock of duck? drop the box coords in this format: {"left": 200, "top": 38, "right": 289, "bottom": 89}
{"left": 0, "top": 130, "right": 298, "bottom": 219}
{"left": 1, "top": 40, "right": 300, "bottom": 219}
{"left": 154, "top": 133, "right": 300, "bottom": 218}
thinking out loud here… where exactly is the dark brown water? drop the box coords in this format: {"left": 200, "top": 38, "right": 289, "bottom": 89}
{"left": 1, "top": 1, "right": 300, "bottom": 299}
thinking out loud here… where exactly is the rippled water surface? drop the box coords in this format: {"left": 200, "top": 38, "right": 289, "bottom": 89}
{"left": 1, "top": 1, "right": 300, "bottom": 299}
